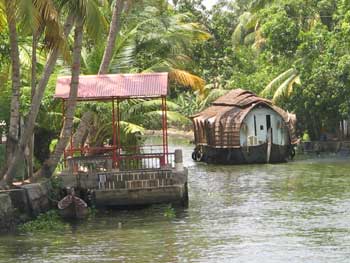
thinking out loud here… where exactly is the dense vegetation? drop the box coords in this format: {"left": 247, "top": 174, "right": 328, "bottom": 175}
{"left": 188, "top": 0, "right": 350, "bottom": 140}
{"left": 0, "top": 0, "right": 349, "bottom": 186}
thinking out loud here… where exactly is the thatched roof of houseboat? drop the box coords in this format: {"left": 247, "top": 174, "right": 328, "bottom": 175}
{"left": 191, "top": 89, "right": 297, "bottom": 148}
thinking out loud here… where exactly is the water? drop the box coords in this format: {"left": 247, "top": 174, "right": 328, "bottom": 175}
{"left": 1, "top": 136, "right": 350, "bottom": 262}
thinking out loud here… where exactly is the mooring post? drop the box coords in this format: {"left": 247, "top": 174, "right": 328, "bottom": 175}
{"left": 175, "top": 149, "right": 183, "bottom": 171}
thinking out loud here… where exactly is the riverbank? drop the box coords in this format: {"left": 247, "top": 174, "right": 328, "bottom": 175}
{"left": 299, "top": 140, "right": 350, "bottom": 155}
{"left": 0, "top": 180, "right": 51, "bottom": 232}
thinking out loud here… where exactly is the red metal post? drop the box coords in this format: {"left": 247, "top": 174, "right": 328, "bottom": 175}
{"left": 62, "top": 99, "right": 68, "bottom": 163}
{"left": 116, "top": 99, "right": 121, "bottom": 167}
{"left": 61, "top": 99, "right": 65, "bottom": 125}
{"left": 70, "top": 130, "right": 73, "bottom": 157}
{"left": 164, "top": 96, "right": 169, "bottom": 164}
{"left": 112, "top": 99, "right": 117, "bottom": 167}
{"left": 161, "top": 96, "right": 167, "bottom": 166}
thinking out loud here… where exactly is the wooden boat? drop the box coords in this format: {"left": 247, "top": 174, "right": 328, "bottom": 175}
{"left": 191, "top": 89, "right": 298, "bottom": 164}
{"left": 58, "top": 189, "right": 88, "bottom": 219}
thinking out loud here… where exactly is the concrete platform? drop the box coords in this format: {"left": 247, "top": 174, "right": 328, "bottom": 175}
{"left": 59, "top": 168, "right": 188, "bottom": 207}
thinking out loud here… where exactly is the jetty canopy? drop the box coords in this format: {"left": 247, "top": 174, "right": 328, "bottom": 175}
{"left": 191, "top": 89, "right": 298, "bottom": 148}
{"left": 55, "top": 72, "right": 168, "bottom": 100}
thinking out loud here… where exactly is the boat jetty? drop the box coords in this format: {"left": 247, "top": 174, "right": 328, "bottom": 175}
{"left": 55, "top": 73, "right": 188, "bottom": 207}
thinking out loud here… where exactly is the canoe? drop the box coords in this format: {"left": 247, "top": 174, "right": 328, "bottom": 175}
{"left": 58, "top": 194, "right": 88, "bottom": 219}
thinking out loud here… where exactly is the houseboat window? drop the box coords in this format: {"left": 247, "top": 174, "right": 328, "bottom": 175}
{"left": 254, "top": 115, "right": 257, "bottom": 136}
{"left": 260, "top": 125, "right": 264, "bottom": 130}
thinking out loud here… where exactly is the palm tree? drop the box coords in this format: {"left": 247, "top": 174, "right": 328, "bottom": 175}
{"left": 39, "top": 16, "right": 84, "bottom": 178}
{"left": 37, "top": 0, "right": 107, "bottom": 178}
{"left": 3, "top": 0, "right": 21, "bottom": 167}
{"left": 118, "top": 6, "right": 210, "bottom": 92}
{"left": 72, "top": 2, "right": 209, "bottom": 149}
{"left": 68, "top": 0, "right": 126, "bottom": 150}
{"left": 0, "top": 12, "right": 75, "bottom": 187}
{"left": 99, "top": 0, "right": 125, "bottom": 74}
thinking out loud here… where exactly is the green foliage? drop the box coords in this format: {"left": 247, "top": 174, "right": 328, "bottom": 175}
{"left": 4, "top": 0, "right": 350, "bottom": 170}
{"left": 163, "top": 204, "right": 176, "bottom": 218}
{"left": 186, "top": 0, "right": 350, "bottom": 140}
{"left": 261, "top": 9, "right": 300, "bottom": 55}
{"left": 49, "top": 139, "right": 58, "bottom": 153}
{"left": 49, "top": 176, "right": 63, "bottom": 202}
{"left": 18, "top": 210, "right": 69, "bottom": 233}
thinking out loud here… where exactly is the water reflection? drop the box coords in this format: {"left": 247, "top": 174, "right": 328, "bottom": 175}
{"left": 0, "top": 136, "right": 350, "bottom": 262}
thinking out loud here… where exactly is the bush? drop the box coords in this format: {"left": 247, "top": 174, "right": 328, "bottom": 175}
{"left": 18, "top": 210, "right": 69, "bottom": 233}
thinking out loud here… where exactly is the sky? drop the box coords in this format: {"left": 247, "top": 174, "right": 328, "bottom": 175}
{"left": 202, "top": 0, "right": 218, "bottom": 9}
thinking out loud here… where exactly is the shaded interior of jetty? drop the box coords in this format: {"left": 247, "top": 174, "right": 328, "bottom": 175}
{"left": 55, "top": 72, "right": 188, "bottom": 208}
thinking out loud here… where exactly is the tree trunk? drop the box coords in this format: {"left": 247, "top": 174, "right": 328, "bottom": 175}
{"left": 98, "top": 0, "right": 125, "bottom": 74}
{"left": 73, "top": 0, "right": 125, "bottom": 154}
{"left": 26, "top": 28, "right": 41, "bottom": 179}
{"left": 71, "top": 111, "right": 94, "bottom": 148}
{"left": 0, "top": 14, "right": 75, "bottom": 187}
{"left": 38, "top": 16, "right": 84, "bottom": 178}
{"left": 5, "top": 0, "right": 21, "bottom": 167}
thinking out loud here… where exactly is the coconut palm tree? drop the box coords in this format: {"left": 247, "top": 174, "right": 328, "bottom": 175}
{"left": 1, "top": 13, "right": 75, "bottom": 187}
{"left": 99, "top": 0, "right": 125, "bottom": 74}
{"left": 37, "top": 0, "right": 107, "bottom": 178}
{"left": 116, "top": 6, "right": 210, "bottom": 92}
{"left": 39, "top": 16, "right": 85, "bottom": 178}
{"left": 67, "top": 0, "right": 126, "bottom": 150}
{"left": 71, "top": 2, "right": 209, "bottom": 149}
{"left": 3, "top": 0, "right": 21, "bottom": 167}
{"left": 0, "top": 0, "right": 68, "bottom": 183}
{"left": 1, "top": 0, "right": 68, "bottom": 166}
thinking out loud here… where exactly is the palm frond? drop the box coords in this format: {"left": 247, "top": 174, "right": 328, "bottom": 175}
{"left": 84, "top": 0, "right": 108, "bottom": 39}
{"left": 252, "top": 29, "right": 266, "bottom": 50}
{"left": 127, "top": 99, "right": 181, "bottom": 116}
{"left": 119, "top": 121, "right": 145, "bottom": 135}
{"left": 272, "top": 73, "right": 299, "bottom": 102}
{"left": 18, "top": 0, "right": 39, "bottom": 32}
{"left": 0, "top": 8, "right": 5, "bottom": 33}
{"left": 110, "top": 31, "right": 137, "bottom": 73}
{"left": 243, "top": 31, "right": 256, "bottom": 45}
{"left": 232, "top": 24, "right": 245, "bottom": 46}
{"left": 145, "top": 110, "right": 190, "bottom": 124}
{"left": 260, "top": 68, "right": 297, "bottom": 97}
{"left": 33, "top": 0, "right": 68, "bottom": 55}
{"left": 169, "top": 69, "right": 205, "bottom": 94}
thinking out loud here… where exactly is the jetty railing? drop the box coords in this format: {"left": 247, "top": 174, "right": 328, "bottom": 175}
{"left": 64, "top": 146, "right": 175, "bottom": 173}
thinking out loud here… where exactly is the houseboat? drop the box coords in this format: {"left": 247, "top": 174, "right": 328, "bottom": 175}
{"left": 191, "top": 89, "right": 298, "bottom": 164}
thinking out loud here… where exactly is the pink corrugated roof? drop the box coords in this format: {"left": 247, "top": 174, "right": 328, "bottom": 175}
{"left": 55, "top": 72, "right": 168, "bottom": 100}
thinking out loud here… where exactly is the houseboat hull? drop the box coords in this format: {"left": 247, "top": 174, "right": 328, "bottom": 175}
{"left": 196, "top": 144, "right": 290, "bottom": 164}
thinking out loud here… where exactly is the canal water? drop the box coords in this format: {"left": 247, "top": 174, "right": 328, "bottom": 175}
{"left": 1, "top": 136, "right": 350, "bottom": 262}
